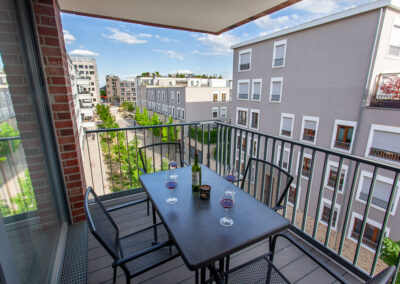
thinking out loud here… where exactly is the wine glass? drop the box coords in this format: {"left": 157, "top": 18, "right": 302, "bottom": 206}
{"left": 165, "top": 174, "right": 178, "bottom": 204}
{"left": 224, "top": 166, "right": 236, "bottom": 183}
{"left": 220, "top": 191, "right": 234, "bottom": 226}
{"left": 168, "top": 161, "right": 179, "bottom": 179}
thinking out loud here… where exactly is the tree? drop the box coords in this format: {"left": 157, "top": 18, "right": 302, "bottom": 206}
{"left": 10, "top": 169, "right": 36, "bottom": 214}
{"left": 380, "top": 237, "right": 400, "bottom": 283}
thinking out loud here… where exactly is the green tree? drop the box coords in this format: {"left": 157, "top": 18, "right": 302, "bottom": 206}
{"left": 0, "top": 199, "right": 11, "bottom": 217}
{"left": 0, "top": 122, "right": 20, "bottom": 161}
{"left": 380, "top": 237, "right": 400, "bottom": 283}
{"left": 151, "top": 113, "right": 161, "bottom": 137}
{"left": 11, "top": 169, "right": 37, "bottom": 214}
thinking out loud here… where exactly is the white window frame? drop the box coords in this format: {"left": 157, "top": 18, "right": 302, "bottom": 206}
{"left": 296, "top": 151, "right": 313, "bottom": 180}
{"left": 387, "top": 17, "right": 400, "bottom": 59}
{"left": 269, "top": 77, "right": 283, "bottom": 103}
{"left": 348, "top": 212, "right": 390, "bottom": 253}
{"left": 324, "top": 160, "right": 349, "bottom": 194}
{"left": 251, "top": 79, "right": 262, "bottom": 101}
{"left": 212, "top": 107, "right": 218, "bottom": 119}
{"left": 287, "top": 183, "right": 301, "bottom": 208}
{"left": 356, "top": 170, "right": 400, "bottom": 216}
{"left": 236, "top": 107, "right": 248, "bottom": 128}
{"left": 365, "top": 124, "right": 400, "bottom": 165}
{"left": 220, "top": 107, "right": 227, "bottom": 118}
{"left": 237, "top": 79, "right": 250, "bottom": 101}
{"left": 238, "top": 48, "right": 252, "bottom": 72}
{"left": 300, "top": 115, "right": 319, "bottom": 145}
{"left": 177, "top": 107, "right": 180, "bottom": 118}
{"left": 279, "top": 113, "right": 294, "bottom": 139}
{"left": 276, "top": 145, "right": 291, "bottom": 171}
{"left": 330, "top": 120, "right": 357, "bottom": 153}
{"left": 213, "top": 92, "right": 219, "bottom": 103}
{"left": 247, "top": 138, "right": 258, "bottom": 157}
{"left": 249, "top": 109, "right": 260, "bottom": 130}
{"left": 318, "top": 198, "right": 341, "bottom": 230}
{"left": 172, "top": 106, "right": 175, "bottom": 117}
{"left": 272, "top": 39, "right": 287, "bottom": 68}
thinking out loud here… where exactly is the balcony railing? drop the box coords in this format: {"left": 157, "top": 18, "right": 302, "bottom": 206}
{"left": 369, "top": 147, "right": 400, "bottom": 163}
{"left": 334, "top": 140, "right": 351, "bottom": 150}
{"left": 302, "top": 133, "right": 315, "bottom": 142}
{"left": 237, "top": 119, "right": 246, "bottom": 126}
{"left": 85, "top": 121, "right": 400, "bottom": 281}
{"left": 351, "top": 231, "right": 378, "bottom": 250}
{"left": 281, "top": 130, "right": 291, "bottom": 137}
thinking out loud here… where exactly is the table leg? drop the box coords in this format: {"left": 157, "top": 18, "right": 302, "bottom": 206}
{"left": 152, "top": 207, "right": 158, "bottom": 245}
{"left": 200, "top": 268, "right": 206, "bottom": 284}
{"left": 195, "top": 270, "right": 199, "bottom": 284}
{"left": 218, "top": 257, "right": 225, "bottom": 273}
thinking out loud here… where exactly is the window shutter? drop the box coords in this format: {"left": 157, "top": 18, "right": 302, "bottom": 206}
{"left": 240, "top": 52, "right": 250, "bottom": 64}
{"left": 371, "top": 130, "right": 400, "bottom": 152}
{"left": 275, "top": 44, "right": 285, "bottom": 59}
{"left": 304, "top": 120, "right": 316, "bottom": 130}
{"left": 282, "top": 117, "right": 292, "bottom": 131}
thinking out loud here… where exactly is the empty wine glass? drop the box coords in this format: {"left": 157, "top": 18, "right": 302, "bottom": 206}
{"left": 220, "top": 191, "right": 234, "bottom": 226}
{"left": 165, "top": 173, "right": 178, "bottom": 204}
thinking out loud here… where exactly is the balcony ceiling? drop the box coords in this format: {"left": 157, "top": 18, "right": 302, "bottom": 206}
{"left": 57, "top": 0, "right": 300, "bottom": 35}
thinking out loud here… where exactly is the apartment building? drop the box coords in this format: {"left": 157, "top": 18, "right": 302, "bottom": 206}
{"left": 0, "top": 70, "right": 15, "bottom": 123}
{"left": 230, "top": 0, "right": 400, "bottom": 251}
{"left": 138, "top": 78, "right": 231, "bottom": 122}
{"left": 70, "top": 56, "right": 100, "bottom": 105}
{"left": 105, "top": 75, "right": 136, "bottom": 103}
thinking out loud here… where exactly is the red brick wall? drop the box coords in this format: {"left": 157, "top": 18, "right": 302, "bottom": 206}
{"left": 31, "top": 0, "right": 86, "bottom": 223}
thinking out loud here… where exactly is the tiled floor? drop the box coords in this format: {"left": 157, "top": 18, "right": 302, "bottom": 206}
{"left": 87, "top": 193, "right": 363, "bottom": 284}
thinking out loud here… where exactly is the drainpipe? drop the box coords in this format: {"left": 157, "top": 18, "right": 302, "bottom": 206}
{"left": 352, "top": 7, "right": 384, "bottom": 155}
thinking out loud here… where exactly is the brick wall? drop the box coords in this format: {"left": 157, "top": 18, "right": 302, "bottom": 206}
{"left": 31, "top": 0, "right": 86, "bottom": 223}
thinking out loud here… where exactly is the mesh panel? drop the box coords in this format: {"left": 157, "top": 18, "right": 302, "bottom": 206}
{"left": 139, "top": 143, "right": 182, "bottom": 173}
{"left": 86, "top": 189, "right": 119, "bottom": 258}
{"left": 241, "top": 158, "right": 293, "bottom": 209}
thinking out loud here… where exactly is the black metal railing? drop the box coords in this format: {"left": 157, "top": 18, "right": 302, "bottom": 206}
{"left": 85, "top": 121, "right": 400, "bottom": 282}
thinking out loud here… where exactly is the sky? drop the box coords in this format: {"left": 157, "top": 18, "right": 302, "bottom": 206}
{"left": 61, "top": 0, "right": 375, "bottom": 86}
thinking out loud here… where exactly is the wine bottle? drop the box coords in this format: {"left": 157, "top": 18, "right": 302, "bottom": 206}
{"left": 192, "top": 150, "right": 201, "bottom": 192}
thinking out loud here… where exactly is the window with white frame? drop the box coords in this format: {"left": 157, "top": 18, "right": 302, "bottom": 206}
{"left": 157, "top": 91, "right": 161, "bottom": 100}
{"left": 276, "top": 146, "right": 290, "bottom": 170}
{"left": 220, "top": 107, "right": 227, "bottom": 118}
{"left": 177, "top": 108, "right": 181, "bottom": 118}
{"left": 177, "top": 92, "right": 180, "bottom": 103}
{"left": 280, "top": 113, "right": 294, "bottom": 138}
{"left": 287, "top": 184, "right": 300, "bottom": 207}
{"left": 212, "top": 107, "right": 218, "bottom": 119}
{"left": 181, "top": 109, "right": 185, "bottom": 119}
{"left": 252, "top": 79, "right": 262, "bottom": 101}
{"left": 238, "top": 49, "right": 251, "bottom": 71}
{"left": 269, "top": 78, "right": 283, "bottom": 103}
{"left": 222, "top": 92, "right": 227, "bottom": 102}
{"left": 213, "top": 93, "right": 218, "bottom": 103}
{"left": 250, "top": 109, "right": 259, "bottom": 130}
{"left": 356, "top": 171, "right": 400, "bottom": 215}
{"left": 171, "top": 91, "right": 175, "bottom": 102}
{"left": 172, "top": 107, "right": 175, "bottom": 117}
{"left": 236, "top": 134, "right": 247, "bottom": 152}
{"left": 236, "top": 108, "right": 248, "bottom": 127}
{"left": 388, "top": 18, "right": 400, "bottom": 58}
{"left": 162, "top": 91, "right": 165, "bottom": 101}
{"left": 248, "top": 139, "right": 257, "bottom": 156}
{"left": 366, "top": 124, "right": 400, "bottom": 164}
{"left": 300, "top": 116, "right": 319, "bottom": 144}
{"left": 237, "top": 80, "right": 250, "bottom": 100}
{"left": 273, "top": 40, "right": 287, "bottom": 67}
{"left": 331, "top": 120, "right": 357, "bottom": 152}
{"left": 324, "top": 160, "right": 348, "bottom": 192}
{"left": 319, "top": 198, "right": 340, "bottom": 230}
{"left": 296, "top": 152, "right": 312, "bottom": 179}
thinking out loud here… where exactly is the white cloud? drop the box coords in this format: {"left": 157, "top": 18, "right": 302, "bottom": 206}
{"left": 69, "top": 49, "right": 99, "bottom": 56}
{"left": 139, "top": 33, "right": 152, "bottom": 38}
{"left": 255, "top": 15, "right": 293, "bottom": 31}
{"left": 171, "top": 70, "right": 192, "bottom": 75}
{"left": 103, "top": 28, "right": 147, "bottom": 44}
{"left": 63, "top": 30, "right": 75, "bottom": 45}
{"left": 152, "top": 49, "right": 184, "bottom": 60}
{"left": 293, "top": 0, "right": 339, "bottom": 14}
{"left": 191, "top": 32, "right": 240, "bottom": 55}
{"left": 155, "top": 34, "right": 179, "bottom": 42}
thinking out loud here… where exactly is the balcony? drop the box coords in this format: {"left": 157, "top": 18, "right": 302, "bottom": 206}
{"left": 369, "top": 147, "right": 400, "bottom": 163}
{"left": 369, "top": 73, "right": 400, "bottom": 109}
{"left": 334, "top": 140, "right": 351, "bottom": 150}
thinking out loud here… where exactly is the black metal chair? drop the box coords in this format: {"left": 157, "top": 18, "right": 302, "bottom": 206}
{"left": 237, "top": 158, "right": 294, "bottom": 211}
{"left": 208, "top": 233, "right": 397, "bottom": 284}
{"left": 84, "top": 186, "right": 180, "bottom": 284}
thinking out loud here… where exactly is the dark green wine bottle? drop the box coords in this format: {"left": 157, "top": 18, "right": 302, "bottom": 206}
{"left": 192, "top": 150, "right": 201, "bottom": 192}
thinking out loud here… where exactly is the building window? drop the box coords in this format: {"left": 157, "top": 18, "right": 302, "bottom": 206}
{"left": 221, "top": 107, "right": 227, "bottom": 118}
{"left": 324, "top": 161, "right": 348, "bottom": 192}
{"left": 296, "top": 152, "right": 312, "bottom": 179}
{"left": 213, "top": 93, "right": 218, "bottom": 102}
{"left": 171, "top": 91, "right": 175, "bottom": 102}
{"left": 177, "top": 108, "right": 181, "bottom": 118}
{"left": 280, "top": 113, "right": 294, "bottom": 138}
{"left": 351, "top": 216, "right": 383, "bottom": 250}
{"left": 269, "top": 77, "right": 283, "bottom": 103}
{"left": 388, "top": 18, "right": 400, "bottom": 58}
{"left": 172, "top": 107, "right": 175, "bottom": 117}
{"left": 238, "top": 48, "right": 251, "bottom": 71}
{"left": 276, "top": 146, "right": 290, "bottom": 171}
{"left": 366, "top": 125, "right": 400, "bottom": 164}
{"left": 331, "top": 120, "right": 356, "bottom": 152}
{"left": 250, "top": 109, "right": 259, "bottom": 130}
{"left": 212, "top": 107, "right": 218, "bottom": 119}
{"left": 300, "top": 116, "right": 319, "bottom": 144}
{"left": 177, "top": 92, "right": 180, "bottom": 103}
{"left": 237, "top": 80, "right": 250, "bottom": 100}
{"left": 287, "top": 185, "right": 298, "bottom": 206}
{"left": 252, "top": 79, "right": 262, "bottom": 101}
{"left": 181, "top": 109, "right": 185, "bottom": 119}
{"left": 273, "top": 39, "right": 287, "bottom": 67}
{"left": 356, "top": 171, "right": 400, "bottom": 214}
{"left": 222, "top": 93, "right": 227, "bottom": 102}
{"left": 236, "top": 108, "right": 248, "bottom": 127}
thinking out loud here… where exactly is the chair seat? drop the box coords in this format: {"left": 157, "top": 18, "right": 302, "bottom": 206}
{"left": 219, "top": 255, "right": 290, "bottom": 284}
{"left": 119, "top": 224, "right": 178, "bottom": 277}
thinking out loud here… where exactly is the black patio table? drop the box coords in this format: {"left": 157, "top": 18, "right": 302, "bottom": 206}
{"left": 139, "top": 165, "right": 290, "bottom": 283}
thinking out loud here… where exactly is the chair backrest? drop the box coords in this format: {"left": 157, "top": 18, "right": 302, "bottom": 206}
{"left": 138, "top": 142, "right": 183, "bottom": 173}
{"left": 241, "top": 158, "right": 294, "bottom": 210}
{"left": 84, "top": 187, "right": 120, "bottom": 260}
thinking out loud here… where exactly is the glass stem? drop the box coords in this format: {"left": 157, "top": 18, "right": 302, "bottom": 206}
{"left": 225, "top": 208, "right": 228, "bottom": 219}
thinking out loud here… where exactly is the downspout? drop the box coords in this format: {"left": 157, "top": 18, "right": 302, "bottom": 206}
{"left": 352, "top": 7, "right": 384, "bottom": 155}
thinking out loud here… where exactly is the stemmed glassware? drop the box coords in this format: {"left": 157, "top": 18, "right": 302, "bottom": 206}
{"left": 165, "top": 173, "right": 178, "bottom": 204}
{"left": 168, "top": 161, "right": 179, "bottom": 180}
{"left": 220, "top": 190, "right": 235, "bottom": 226}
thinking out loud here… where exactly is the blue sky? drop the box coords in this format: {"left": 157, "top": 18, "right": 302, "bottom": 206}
{"left": 61, "top": 0, "right": 374, "bottom": 86}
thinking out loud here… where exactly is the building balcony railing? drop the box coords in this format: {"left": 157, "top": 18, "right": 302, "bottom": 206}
{"left": 369, "top": 147, "right": 400, "bottom": 163}
{"left": 351, "top": 231, "right": 378, "bottom": 250}
{"left": 302, "top": 133, "right": 315, "bottom": 142}
{"left": 84, "top": 121, "right": 400, "bottom": 281}
{"left": 270, "top": 94, "right": 281, "bottom": 102}
{"left": 281, "top": 130, "right": 291, "bottom": 137}
{"left": 237, "top": 119, "right": 246, "bottom": 126}
{"left": 334, "top": 140, "right": 351, "bottom": 150}
{"left": 273, "top": 58, "right": 284, "bottom": 67}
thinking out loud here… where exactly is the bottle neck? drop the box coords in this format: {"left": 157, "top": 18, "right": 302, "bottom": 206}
{"left": 194, "top": 153, "right": 198, "bottom": 165}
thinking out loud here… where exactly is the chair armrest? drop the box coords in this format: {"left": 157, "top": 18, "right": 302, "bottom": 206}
{"left": 107, "top": 197, "right": 148, "bottom": 212}
{"left": 366, "top": 266, "right": 396, "bottom": 284}
{"left": 271, "top": 205, "right": 285, "bottom": 211}
{"left": 271, "top": 233, "right": 347, "bottom": 284}
{"left": 112, "top": 240, "right": 175, "bottom": 267}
